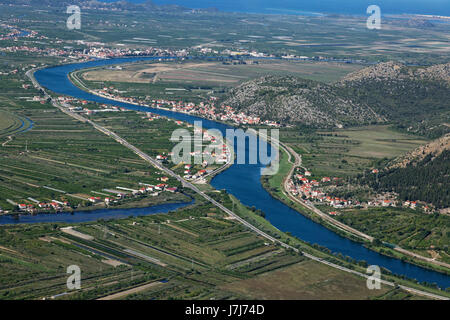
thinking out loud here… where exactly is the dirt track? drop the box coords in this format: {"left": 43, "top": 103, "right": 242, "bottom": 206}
{"left": 97, "top": 281, "right": 164, "bottom": 300}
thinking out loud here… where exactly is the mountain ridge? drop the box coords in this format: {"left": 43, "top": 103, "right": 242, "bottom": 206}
{"left": 389, "top": 133, "right": 450, "bottom": 170}
{"left": 222, "top": 62, "right": 450, "bottom": 136}
{"left": 221, "top": 75, "right": 384, "bottom": 128}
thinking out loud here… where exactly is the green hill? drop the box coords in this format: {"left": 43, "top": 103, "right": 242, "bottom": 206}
{"left": 222, "top": 62, "right": 450, "bottom": 138}
{"left": 359, "top": 134, "right": 450, "bottom": 209}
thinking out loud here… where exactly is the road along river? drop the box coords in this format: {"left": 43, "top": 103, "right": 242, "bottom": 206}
{"left": 29, "top": 57, "right": 450, "bottom": 289}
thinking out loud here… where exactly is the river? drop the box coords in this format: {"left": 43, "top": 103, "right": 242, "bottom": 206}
{"left": 0, "top": 201, "right": 193, "bottom": 225}
{"left": 21, "top": 56, "right": 450, "bottom": 289}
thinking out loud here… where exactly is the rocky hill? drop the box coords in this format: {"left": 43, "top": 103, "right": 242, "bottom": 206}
{"left": 340, "top": 61, "right": 405, "bottom": 82}
{"left": 361, "top": 135, "right": 450, "bottom": 209}
{"left": 341, "top": 61, "right": 450, "bottom": 83}
{"left": 338, "top": 62, "right": 450, "bottom": 137}
{"left": 390, "top": 134, "right": 450, "bottom": 169}
{"left": 221, "top": 75, "right": 383, "bottom": 128}
{"left": 222, "top": 62, "right": 449, "bottom": 133}
{"left": 416, "top": 63, "right": 450, "bottom": 82}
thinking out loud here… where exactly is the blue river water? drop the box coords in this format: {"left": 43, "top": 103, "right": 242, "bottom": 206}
{"left": 0, "top": 201, "right": 192, "bottom": 225}
{"left": 18, "top": 117, "right": 34, "bottom": 134}
{"left": 21, "top": 56, "right": 449, "bottom": 289}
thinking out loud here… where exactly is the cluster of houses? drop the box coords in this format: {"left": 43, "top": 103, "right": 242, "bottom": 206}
{"left": 368, "top": 199, "right": 396, "bottom": 207}
{"left": 287, "top": 167, "right": 434, "bottom": 215}
{"left": 193, "top": 46, "right": 275, "bottom": 59}
{"left": 90, "top": 181, "right": 179, "bottom": 206}
{"left": 366, "top": 170, "right": 431, "bottom": 211}
{"left": 365, "top": 198, "right": 430, "bottom": 211}
{"left": 1, "top": 65, "right": 37, "bottom": 77}
{"left": 144, "top": 112, "right": 165, "bottom": 122}
{"left": 0, "top": 24, "right": 37, "bottom": 40}
{"left": 182, "top": 164, "right": 208, "bottom": 181}
{"left": 1, "top": 24, "right": 187, "bottom": 63}
{"left": 16, "top": 200, "right": 71, "bottom": 214}
{"left": 205, "top": 48, "right": 361, "bottom": 64}
{"left": 221, "top": 49, "right": 275, "bottom": 58}
{"left": 287, "top": 172, "right": 359, "bottom": 211}
{"left": 0, "top": 45, "right": 73, "bottom": 58}
{"left": 153, "top": 98, "right": 279, "bottom": 127}
{"left": 76, "top": 102, "right": 233, "bottom": 173}
{"left": 94, "top": 86, "right": 280, "bottom": 127}
{"left": 154, "top": 127, "right": 232, "bottom": 181}
{"left": 0, "top": 68, "right": 18, "bottom": 76}
{"left": 9, "top": 179, "right": 180, "bottom": 214}
{"left": 403, "top": 200, "right": 418, "bottom": 209}
{"left": 54, "top": 96, "right": 132, "bottom": 115}
{"left": 186, "top": 128, "right": 231, "bottom": 177}
{"left": 83, "top": 47, "right": 180, "bottom": 59}
{"left": 0, "top": 45, "right": 186, "bottom": 62}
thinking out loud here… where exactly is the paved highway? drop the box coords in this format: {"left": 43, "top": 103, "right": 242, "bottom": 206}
{"left": 280, "top": 140, "right": 450, "bottom": 270}
{"left": 26, "top": 68, "right": 449, "bottom": 300}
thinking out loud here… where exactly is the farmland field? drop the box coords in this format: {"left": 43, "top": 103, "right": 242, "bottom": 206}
{"left": 0, "top": 2, "right": 448, "bottom": 301}
{"left": 0, "top": 110, "right": 30, "bottom": 138}
{"left": 76, "top": 59, "right": 365, "bottom": 106}
{"left": 0, "top": 195, "right": 427, "bottom": 300}
{"left": 281, "top": 125, "right": 428, "bottom": 178}
{"left": 221, "top": 260, "right": 392, "bottom": 300}
{"left": 0, "top": 76, "right": 190, "bottom": 212}
{"left": 336, "top": 207, "right": 450, "bottom": 264}
{"left": 82, "top": 60, "right": 363, "bottom": 87}
{"left": 3, "top": 4, "right": 449, "bottom": 64}
{"left": 0, "top": 197, "right": 303, "bottom": 300}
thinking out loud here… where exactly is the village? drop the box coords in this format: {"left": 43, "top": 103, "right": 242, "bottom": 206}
{"left": 0, "top": 177, "right": 180, "bottom": 216}
{"left": 286, "top": 167, "right": 433, "bottom": 217}
{"left": 0, "top": 90, "right": 235, "bottom": 216}
{"left": 0, "top": 42, "right": 187, "bottom": 62}
{"left": 36, "top": 95, "right": 234, "bottom": 174}
{"left": 92, "top": 85, "right": 280, "bottom": 127}
{"left": 0, "top": 23, "right": 189, "bottom": 62}
{"left": 0, "top": 23, "right": 274, "bottom": 68}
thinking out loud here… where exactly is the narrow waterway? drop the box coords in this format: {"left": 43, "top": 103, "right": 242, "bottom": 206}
{"left": 27, "top": 56, "right": 450, "bottom": 289}
{"left": 0, "top": 201, "right": 193, "bottom": 225}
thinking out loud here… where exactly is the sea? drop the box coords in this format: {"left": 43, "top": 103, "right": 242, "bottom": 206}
{"left": 107, "top": 0, "right": 450, "bottom": 17}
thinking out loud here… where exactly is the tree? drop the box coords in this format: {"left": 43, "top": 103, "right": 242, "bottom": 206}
{"left": 372, "top": 238, "right": 383, "bottom": 246}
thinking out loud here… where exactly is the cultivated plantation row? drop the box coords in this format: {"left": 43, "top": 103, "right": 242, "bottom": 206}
{"left": 0, "top": 191, "right": 413, "bottom": 300}
{"left": 0, "top": 73, "right": 188, "bottom": 213}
